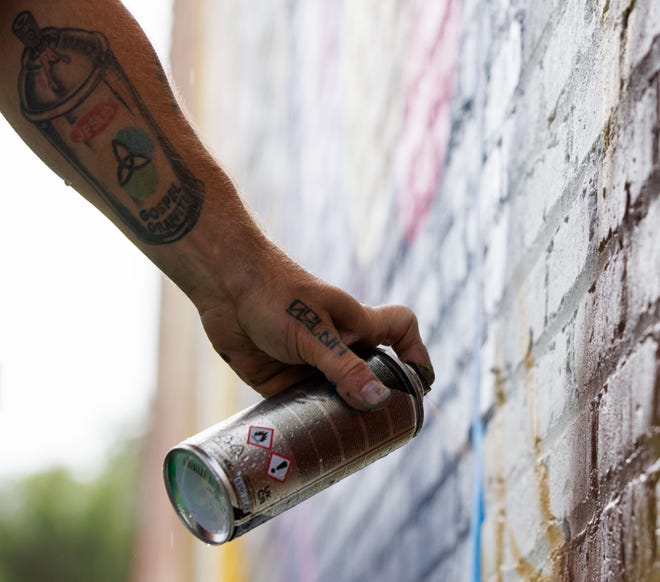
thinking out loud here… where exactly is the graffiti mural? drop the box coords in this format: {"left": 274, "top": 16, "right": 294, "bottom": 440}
{"left": 395, "top": 0, "right": 462, "bottom": 243}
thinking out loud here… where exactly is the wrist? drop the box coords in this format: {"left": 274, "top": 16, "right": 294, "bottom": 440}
{"left": 150, "top": 188, "right": 285, "bottom": 315}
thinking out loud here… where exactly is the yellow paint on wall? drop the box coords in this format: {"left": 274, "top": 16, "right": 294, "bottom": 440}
{"left": 218, "top": 540, "right": 247, "bottom": 582}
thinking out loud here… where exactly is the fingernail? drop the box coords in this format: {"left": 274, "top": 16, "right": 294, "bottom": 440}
{"left": 417, "top": 363, "right": 436, "bottom": 386}
{"left": 407, "top": 361, "right": 435, "bottom": 387}
{"left": 360, "top": 380, "right": 391, "bottom": 406}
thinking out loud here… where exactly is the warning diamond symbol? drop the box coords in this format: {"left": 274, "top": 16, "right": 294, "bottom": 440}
{"left": 247, "top": 426, "right": 274, "bottom": 450}
{"left": 267, "top": 452, "right": 292, "bottom": 482}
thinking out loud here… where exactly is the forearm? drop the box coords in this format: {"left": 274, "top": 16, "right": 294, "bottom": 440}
{"left": 0, "top": 1, "right": 435, "bottom": 409}
{"left": 0, "top": 0, "right": 267, "bottom": 309}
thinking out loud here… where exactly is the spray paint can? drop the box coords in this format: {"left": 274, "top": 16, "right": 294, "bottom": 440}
{"left": 163, "top": 348, "right": 430, "bottom": 544}
{"left": 13, "top": 11, "right": 203, "bottom": 244}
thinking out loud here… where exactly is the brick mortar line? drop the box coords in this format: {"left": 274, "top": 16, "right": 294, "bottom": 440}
{"left": 309, "top": 16, "right": 658, "bottom": 582}
{"left": 474, "top": 0, "right": 567, "bottom": 166}
{"left": 484, "top": 307, "right": 659, "bottom": 496}
{"left": 459, "top": 91, "right": 602, "bottom": 329}
{"left": 514, "top": 1, "right": 636, "bottom": 159}
{"left": 489, "top": 232, "right": 659, "bottom": 452}
{"left": 478, "top": 422, "right": 659, "bottom": 577}
{"left": 389, "top": 15, "right": 660, "bottom": 549}
{"left": 482, "top": 45, "right": 659, "bottom": 390}
{"left": 557, "top": 431, "right": 660, "bottom": 576}
{"left": 478, "top": 17, "right": 656, "bottom": 246}
{"left": 590, "top": 428, "right": 660, "bottom": 511}
{"left": 482, "top": 148, "right": 599, "bottom": 359}
{"left": 317, "top": 438, "right": 474, "bottom": 581}
{"left": 518, "top": 2, "right": 567, "bottom": 78}
{"left": 379, "top": 209, "right": 454, "bottom": 302}
{"left": 347, "top": 440, "right": 473, "bottom": 582}
{"left": 514, "top": 13, "right": 658, "bottom": 206}
{"left": 352, "top": 514, "right": 472, "bottom": 582}
{"left": 420, "top": 36, "right": 660, "bottom": 333}
{"left": 426, "top": 345, "right": 478, "bottom": 420}
{"left": 540, "top": 167, "right": 659, "bottom": 389}
{"left": 374, "top": 32, "right": 658, "bottom": 531}
{"left": 418, "top": 519, "right": 473, "bottom": 581}
{"left": 482, "top": 102, "right": 607, "bottom": 301}
{"left": 426, "top": 273, "right": 474, "bottom": 346}
{"left": 479, "top": 162, "right": 659, "bottom": 482}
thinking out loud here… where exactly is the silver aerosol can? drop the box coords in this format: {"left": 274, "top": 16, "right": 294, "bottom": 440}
{"left": 13, "top": 11, "right": 203, "bottom": 244}
{"left": 163, "top": 348, "right": 430, "bottom": 544}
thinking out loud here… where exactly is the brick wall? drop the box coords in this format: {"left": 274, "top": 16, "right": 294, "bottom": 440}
{"left": 171, "top": 0, "right": 659, "bottom": 579}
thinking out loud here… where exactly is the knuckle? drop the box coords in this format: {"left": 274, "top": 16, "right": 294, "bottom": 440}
{"left": 333, "top": 354, "right": 371, "bottom": 384}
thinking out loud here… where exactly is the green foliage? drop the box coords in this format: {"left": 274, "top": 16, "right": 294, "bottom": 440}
{"left": 0, "top": 438, "right": 142, "bottom": 582}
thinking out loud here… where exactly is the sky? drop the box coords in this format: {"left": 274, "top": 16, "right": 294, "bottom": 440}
{"left": 0, "top": 1, "right": 173, "bottom": 480}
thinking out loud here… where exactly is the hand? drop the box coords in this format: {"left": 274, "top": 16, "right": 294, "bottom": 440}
{"left": 197, "top": 256, "right": 435, "bottom": 411}
{"left": 0, "top": 3, "right": 433, "bottom": 411}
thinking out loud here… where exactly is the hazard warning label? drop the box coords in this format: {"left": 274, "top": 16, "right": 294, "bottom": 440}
{"left": 266, "top": 452, "right": 292, "bottom": 482}
{"left": 247, "top": 426, "right": 274, "bottom": 450}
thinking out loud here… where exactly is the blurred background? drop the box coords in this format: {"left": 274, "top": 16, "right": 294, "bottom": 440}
{"left": 2, "top": 1, "right": 658, "bottom": 581}
{"left": 0, "top": 2, "right": 167, "bottom": 580}
{"left": 0, "top": 1, "right": 471, "bottom": 580}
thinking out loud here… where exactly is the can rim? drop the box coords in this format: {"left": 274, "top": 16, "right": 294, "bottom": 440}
{"left": 369, "top": 347, "right": 426, "bottom": 437}
{"left": 163, "top": 443, "right": 237, "bottom": 544}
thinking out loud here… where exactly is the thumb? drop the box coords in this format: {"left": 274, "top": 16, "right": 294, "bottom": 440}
{"left": 286, "top": 296, "right": 391, "bottom": 410}
{"left": 322, "top": 348, "right": 392, "bottom": 411}
{"left": 298, "top": 332, "right": 391, "bottom": 411}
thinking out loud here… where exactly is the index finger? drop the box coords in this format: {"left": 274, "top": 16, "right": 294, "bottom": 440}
{"left": 367, "top": 305, "right": 435, "bottom": 387}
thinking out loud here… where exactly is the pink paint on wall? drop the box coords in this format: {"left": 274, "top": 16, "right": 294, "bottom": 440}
{"left": 396, "top": 0, "right": 462, "bottom": 242}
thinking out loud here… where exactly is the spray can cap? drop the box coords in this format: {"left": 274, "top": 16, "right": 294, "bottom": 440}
{"left": 13, "top": 11, "right": 109, "bottom": 122}
{"left": 407, "top": 362, "right": 434, "bottom": 395}
{"left": 13, "top": 11, "right": 42, "bottom": 49}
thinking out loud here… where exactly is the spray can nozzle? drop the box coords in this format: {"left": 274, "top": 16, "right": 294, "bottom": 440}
{"left": 13, "top": 11, "right": 42, "bottom": 50}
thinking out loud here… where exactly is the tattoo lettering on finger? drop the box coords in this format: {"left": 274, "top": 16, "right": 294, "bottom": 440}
{"left": 286, "top": 299, "right": 348, "bottom": 355}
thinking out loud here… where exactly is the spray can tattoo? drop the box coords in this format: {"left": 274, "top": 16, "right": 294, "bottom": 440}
{"left": 163, "top": 348, "right": 431, "bottom": 544}
{"left": 13, "top": 11, "right": 204, "bottom": 244}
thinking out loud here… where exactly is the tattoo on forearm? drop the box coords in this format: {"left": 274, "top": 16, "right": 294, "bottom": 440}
{"left": 12, "top": 11, "right": 203, "bottom": 244}
{"left": 286, "top": 299, "right": 348, "bottom": 355}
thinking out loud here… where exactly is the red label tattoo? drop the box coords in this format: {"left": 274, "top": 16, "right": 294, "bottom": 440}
{"left": 70, "top": 101, "right": 119, "bottom": 143}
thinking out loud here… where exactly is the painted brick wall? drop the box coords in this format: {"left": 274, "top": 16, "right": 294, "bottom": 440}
{"left": 172, "top": 0, "right": 659, "bottom": 579}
